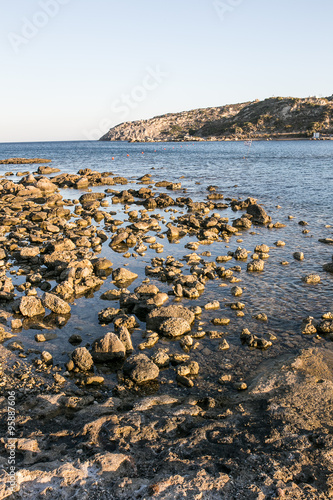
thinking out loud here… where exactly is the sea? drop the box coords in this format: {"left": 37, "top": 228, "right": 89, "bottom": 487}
{"left": 0, "top": 140, "right": 332, "bottom": 394}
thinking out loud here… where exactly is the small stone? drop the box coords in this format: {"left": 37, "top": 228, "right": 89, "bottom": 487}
{"left": 302, "top": 274, "right": 321, "bottom": 284}
{"left": 235, "top": 382, "right": 247, "bottom": 391}
{"left": 293, "top": 251, "right": 304, "bottom": 261}
{"left": 204, "top": 300, "right": 220, "bottom": 310}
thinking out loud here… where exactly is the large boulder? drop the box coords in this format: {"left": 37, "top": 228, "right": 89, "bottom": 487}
{"left": 146, "top": 305, "right": 195, "bottom": 332}
{"left": 91, "top": 332, "right": 126, "bottom": 362}
{"left": 42, "top": 292, "right": 71, "bottom": 315}
{"left": 123, "top": 354, "right": 159, "bottom": 384}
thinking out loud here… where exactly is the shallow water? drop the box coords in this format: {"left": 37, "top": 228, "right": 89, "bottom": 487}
{"left": 0, "top": 140, "right": 332, "bottom": 395}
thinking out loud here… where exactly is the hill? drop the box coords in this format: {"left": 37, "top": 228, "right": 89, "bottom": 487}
{"left": 99, "top": 95, "right": 333, "bottom": 142}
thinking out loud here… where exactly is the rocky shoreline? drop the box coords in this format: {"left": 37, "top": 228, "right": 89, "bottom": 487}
{"left": 0, "top": 160, "right": 332, "bottom": 499}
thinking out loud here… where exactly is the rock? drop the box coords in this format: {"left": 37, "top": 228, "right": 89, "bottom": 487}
{"left": 293, "top": 251, "right": 304, "bottom": 261}
{"left": 93, "top": 257, "right": 113, "bottom": 272}
{"left": 302, "top": 274, "right": 321, "bottom": 284}
{"left": 98, "top": 307, "right": 121, "bottom": 324}
{"left": 319, "top": 238, "right": 333, "bottom": 245}
{"left": 247, "top": 259, "right": 265, "bottom": 272}
{"left": 151, "top": 349, "right": 170, "bottom": 367}
{"left": 253, "top": 313, "right": 268, "bottom": 321}
{"left": 176, "top": 374, "right": 194, "bottom": 387}
{"left": 146, "top": 305, "right": 195, "bottom": 332}
{"left": 11, "top": 319, "right": 22, "bottom": 329}
{"left": 323, "top": 261, "right": 333, "bottom": 273}
{"left": 112, "top": 267, "right": 138, "bottom": 283}
{"left": 123, "top": 353, "right": 159, "bottom": 384}
{"left": 160, "top": 318, "right": 191, "bottom": 338}
{"left": 204, "top": 300, "right": 220, "bottom": 310}
{"left": 42, "top": 292, "right": 71, "bottom": 314}
{"left": 234, "top": 247, "right": 248, "bottom": 260}
{"left": 212, "top": 317, "right": 230, "bottom": 325}
{"left": 301, "top": 316, "right": 318, "bottom": 335}
{"left": 85, "top": 376, "right": 105, "bottom": 385}
{"left": 317, "top": 319, "right": 333, "bottom": 334}
{"left": 72, "top": 347, "right": 94, "bottom": 371}
{"left": 254, "top": 244, "right": 269, "bottom": 253}
{"left": 231, "top": 286, "right": 243, "bottom": 297}
{"left": 41, "top": 351, "right": 53, "bottom": 365}
{"left": 134, "top": 284, "right": 159, "bottom": 296}
{"left": 18, "top": 296, "right": 45, "bottom": 317}
{"left": 219, "top": 339, "right": 230, "bottom": 350}
{"left": 18, "top": 246, "right": 40, "bottom": 260}
{"left": 274, "top": 240, "right": 286, "bottom": 247}
{"left": 246, "top": 203, "right": 271, "bottom": 224}
{"left": 35, "top": 332, "right": 57, "bottom": 342}
{"left": 91, "top": 332, "right": 126, "bottom": 362}
{"left": 117, "top": 326, "right": 133, "bottom": 353}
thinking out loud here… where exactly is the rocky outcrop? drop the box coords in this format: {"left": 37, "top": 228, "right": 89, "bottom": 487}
{"left": 99, "top": 95, "right": 333, "bottom": 142}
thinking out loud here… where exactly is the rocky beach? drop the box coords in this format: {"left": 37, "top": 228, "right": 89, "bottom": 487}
{"left": 0, "top": 149, "right": 332, "bottom": 500}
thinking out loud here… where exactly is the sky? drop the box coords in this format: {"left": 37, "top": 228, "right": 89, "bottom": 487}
{"left": 0, "top": 0, "right": 332, "bottom": 142}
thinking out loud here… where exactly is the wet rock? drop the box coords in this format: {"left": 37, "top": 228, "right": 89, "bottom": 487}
{"left": 219, "top": 339, "right": 230, "bottom": 350}
{"left": 323, "top": 258, "right": 333, "bottom": 273}
{"left": 112, "top": 267, "right": 138, "bottom": 283}
{"left": 91, "top": 332, "right": 126, "bottom": 362}
{"left": 317, "top": 318, "right": 333, "bottom": 335}
{"left": 98, "top": 307, "right": 121, "bottom": 324}
{"left": 18, "top": 246, "right": 40, "bottom": 260}
{"left": 204, "top": 300, "right": 220, "bottom": 310}
{"left": 117, "top": 326, "right": 133, "bottom": 353}
{"left": 151, "top": 349, "right": 170, "bottom": 367}
{"left": 18, "top": 296, "right": 45, "bottom": 318}
{"left": 11, "top": 318, "right": 22, "bottom": 330}
{"left": 255, "top": 244, "right": 270, "bottom": 253}
{"left": 41, "top": 351, "right": 53, "bottom": 365}
{"left": 253, "top": 313, "right": 268, "bottom": 322}
{"left": 35, "top": 332, "right": 57, "bottom": 342}
{"left": 146, "top": 305, "right": 195, "bottom": 332}
{"left": 274, "top": 240, "right": 286, "bottom": 247}
{"left": 302, "top": 274, "right": 321, "bottom": 284}
{"left": 72, "top": 347, "right": 94, "bottom": 371}
{"left": 212, "top": 317, "right": 230, "bottom": 326}
{"left": 134, "top": 284, "right": 159, "bottom": 296}
{"left": 247, "top": 259, "right": 265, "bottom": 272}
{"left": 231, "top": 286, "right": 243, "bottom": 297}
{"left": 301, "top": 316, "right": 318, "bottom": 335}
{"left": 240, "top": 328, "right": 272, "bottom": 349}
{"left": 42, "top": 292, "right": 71, "bottom": 315}
{"left": 160, "top": 318, "right": 191, "bottom": 338}
{"left": 123, "top": 353, "right": 159, "bottom": 384}
{"left": 234, "top": 247, "right": 248, "bottom": 260}
{"left": 246, "top": 203, "right": 272, "bottom": 224}
{"left": 293, "top": 251, "right": 304, "bottom": 261}
{"left": 319, "top": 238, "right": 333, "bottom": 245}
{"left": 68, "top": 334, "right": 82, "bottom": 345}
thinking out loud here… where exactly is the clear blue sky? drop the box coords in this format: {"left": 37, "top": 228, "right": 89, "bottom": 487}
{"left": 1, "top": 0, "right": 332, "bottom": 142}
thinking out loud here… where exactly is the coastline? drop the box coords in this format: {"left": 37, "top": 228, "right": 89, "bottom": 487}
{"left": 0, "top": 157, "right": 332, "bottom": 499}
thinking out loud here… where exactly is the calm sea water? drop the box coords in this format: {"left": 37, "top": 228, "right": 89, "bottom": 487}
{"left": 0, "top": 140, "right": 332, "bottom": 393}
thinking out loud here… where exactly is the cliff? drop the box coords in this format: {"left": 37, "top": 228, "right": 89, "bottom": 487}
{"left": 99, "top": 95, "right": 333, "bottom": 142}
